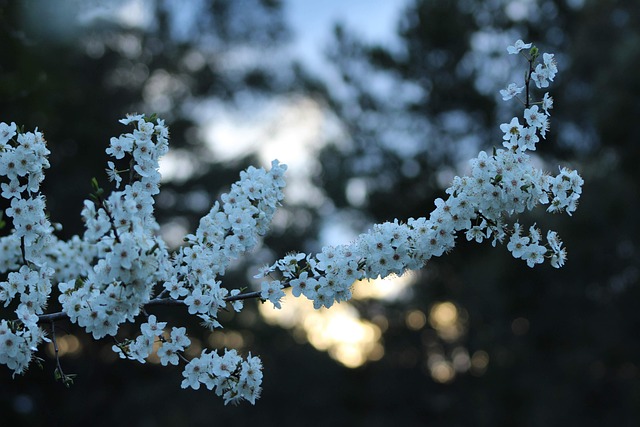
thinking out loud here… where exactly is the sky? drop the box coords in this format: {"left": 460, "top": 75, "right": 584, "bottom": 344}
{"left": 286, "top": 0, "right": 404, "bottom": 77}
{"left": 47, "top": 0, "right": 405, "bottom": 86}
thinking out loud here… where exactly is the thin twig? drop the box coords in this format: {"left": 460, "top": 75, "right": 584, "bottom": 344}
{"left": 525, "top": 55, "right": 534, "bottom": 109}
{"left": 224, "top": 290, "right": 262, "bottom": 302}
{"left": 20, "top": 236, "right": 27, "bottom": 265}
{"left": 51, "top": 321, "right": 73, "bottom": 386}
{"left": 99, "top": 198, "right": 121, "bottom": 243}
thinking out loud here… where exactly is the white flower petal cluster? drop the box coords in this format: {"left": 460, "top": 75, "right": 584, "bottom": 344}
{"left": 0, "top": 318, "right": 46, "bottom": 376}
{"left": 0, "top": 41, "right": 582, "bottom": 405}
{"left": 507, "top": 39, "right": 532, "bottom": 55}
{"left": 111, "top": 315, "right": 191, "bottom": 366}
{"left": 173, "top": 159, "right": 287, "bottom": 326}
{"left": 0, "top": 114, "right": 283, "bottom": 403}
{"left": 181, "top": 349, "right": 263, "bottom": 405}
{"left": 0, "top": 126, "right": 53, "bottom": 374}
{"left": 531, "top": 53, "right": 558, "bottom": 89}
{"left": 57, "top": 117, "right": 172, "bottom": 339}
{"left": 500, "top": 83, "right": 525, "bottom": 101}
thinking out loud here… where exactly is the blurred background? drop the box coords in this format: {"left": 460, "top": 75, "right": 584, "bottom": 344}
{"left": 1, "top": 0, "right": 639, "bottom": 425}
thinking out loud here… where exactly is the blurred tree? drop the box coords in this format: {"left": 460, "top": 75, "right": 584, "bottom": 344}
{"left": 1, "top": 0, "right": 640, "bottom": 425}
{"left": 311, "top": 0, "right": 640, "bottom": 425}
{"left": 0, "top": 0, "right": 310, "bottom": 239}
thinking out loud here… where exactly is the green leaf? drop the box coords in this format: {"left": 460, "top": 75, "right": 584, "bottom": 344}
{"left": 64, "top": 374, "right": 77, "bottom": 387}
{"left": 90, "top": 177, "right": 100, "bottom": 191}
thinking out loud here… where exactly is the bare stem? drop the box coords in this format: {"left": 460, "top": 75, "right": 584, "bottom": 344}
{"left": 225, "top": 290, "right": 262, "bottom": 302}
{"left": 19, "top": 236, "right": 27, "bottom": 265}
{"left": 524, "top": 57, "right": 534, "bottom": 109}
{"left": 99, "top": 198, "right": 121, "bottom": 243}
{"left": 51, "top": 321, "right": 74, "bottom": 387}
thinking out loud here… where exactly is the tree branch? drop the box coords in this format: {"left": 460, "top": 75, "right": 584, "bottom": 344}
{"left": 37, "top": 286, "right": 278, "bottom": 323}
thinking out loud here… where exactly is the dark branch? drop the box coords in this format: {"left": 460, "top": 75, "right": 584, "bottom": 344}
{"left": 225, "top": 290, "right": 262, "bottom": 302}
{"left": 37, "top": 285, "right": 281, "bottom": 324}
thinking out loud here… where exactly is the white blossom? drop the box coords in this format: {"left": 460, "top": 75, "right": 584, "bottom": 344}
{"left": 0, "top": 42, "right": 582, "bottom": 406}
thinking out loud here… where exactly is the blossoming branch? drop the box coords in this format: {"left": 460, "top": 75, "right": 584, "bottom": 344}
{"left": 0, "top": 41, "right": 582, "bottom": 404}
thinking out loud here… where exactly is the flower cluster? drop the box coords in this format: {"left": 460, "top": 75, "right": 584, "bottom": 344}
{"left": 0, "top": 113, "right": 285, "bottom": 402}
{"left": 111, "top": 315, "right": 190, "bottom": 365}
{"left": 57, "top": 116, "right": 172, "bottom": 340}
{"left": 0, "top": 123, "right": 53, "bottom": 375}
{"left": 181, "top": 349, "right": 263, "bottom": 404}
{"left": 169, "top": 158, "right": 287, "bottom": 327}
{"left": 0, "top": 41, "right": 582, "bottom": 405}
{"left": 257, "top": 40, "right": 582, "bottom": 311}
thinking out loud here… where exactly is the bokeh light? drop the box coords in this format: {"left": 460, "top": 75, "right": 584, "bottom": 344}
{"left": 352, "top": 273, "right": 416, "bottom": 301}
{"left": 429, "top": 301, "right": 466, "bottom": 342}
{"left": 405, "top": 309, "right": 427, "bottom": 330}
{"left": 259, "top": 294, "right": 382, "bottom": 368}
